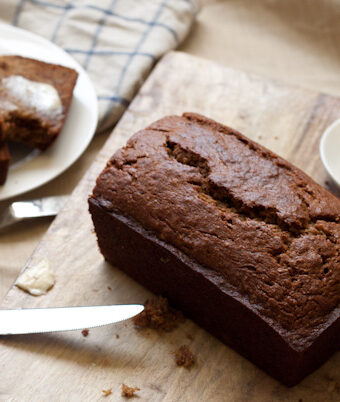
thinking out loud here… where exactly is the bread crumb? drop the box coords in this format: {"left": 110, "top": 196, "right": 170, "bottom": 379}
{"left": 107, "top": 286, "right": 112, "bottom": 291}
{"left": 116, "top": 334, "right": 120, "bottom": 339}
{"left": 274, "top": 136, "right": 279, "bottom": 140}
{"left": 121, "top": 384, "right": 140, "bottom": 398}
{"left": 174, "top": 345, "right": 196, "bottom": 368}
{"left": 81, "top": 329, "right": 89, "bottom": 337}
{"left": 328, "top": 380, "right": 337, "bottom": 392}
{"left": 133, "top": 296, "right": 184, "bottom": 332}
{"left": 102, "top": 388, "right": 112, "bottom": 397}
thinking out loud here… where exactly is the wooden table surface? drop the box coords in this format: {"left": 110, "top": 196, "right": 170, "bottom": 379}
{"left": 0, "top": 51, "right": 339, "bottom": 401}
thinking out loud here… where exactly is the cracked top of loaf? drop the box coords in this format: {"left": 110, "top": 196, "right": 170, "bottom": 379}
{"left": 92, "top": 113, "right": 340, "bottom": 349}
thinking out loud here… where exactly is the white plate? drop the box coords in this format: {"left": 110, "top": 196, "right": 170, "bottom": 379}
{"left": 0, "top": 23, "right": 98, "bottom": 201}
{"left": 320, "top": 119, "right": 340, "bottom": 187}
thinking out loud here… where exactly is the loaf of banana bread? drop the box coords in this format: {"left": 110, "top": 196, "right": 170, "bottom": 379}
{"left": 89, "top": 113, "right": 340, "bottom": 386}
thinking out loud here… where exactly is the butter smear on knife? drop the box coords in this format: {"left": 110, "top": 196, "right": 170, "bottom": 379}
{"left": 16, "top": 259, "right": 55, "bottom": 296}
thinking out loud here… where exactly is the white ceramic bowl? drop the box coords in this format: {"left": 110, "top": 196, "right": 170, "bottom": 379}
{"left": 320, "top": 118, "right": 340, "bottom": 187}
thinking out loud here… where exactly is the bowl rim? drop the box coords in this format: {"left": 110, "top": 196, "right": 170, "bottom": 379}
{"left": 319, "top": 118, "right": 340, "bottom": 187}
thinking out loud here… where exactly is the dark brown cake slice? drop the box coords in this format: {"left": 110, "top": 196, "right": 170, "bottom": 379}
{"left": 0, "top": 140, "right": 10, "bottom": 185}
{"left": 0, "top": 55, "right": 78, "bottom": 151}
{"left": 0, "top": 114, "right": 5, "bottom": 143}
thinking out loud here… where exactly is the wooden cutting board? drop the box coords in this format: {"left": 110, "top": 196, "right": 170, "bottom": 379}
{"left": 0, "top": 51, "right": 339, "bottom": 402}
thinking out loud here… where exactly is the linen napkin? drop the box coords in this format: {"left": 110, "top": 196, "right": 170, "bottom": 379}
{"left": 0, "top": 0, "right": 200, "bottom": 131}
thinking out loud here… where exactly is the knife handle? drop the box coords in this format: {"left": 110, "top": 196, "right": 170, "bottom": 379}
{"left": 0, "top": 195, "right": 68, "bottom": 230}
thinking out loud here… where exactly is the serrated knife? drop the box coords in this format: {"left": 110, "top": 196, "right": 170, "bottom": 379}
{"left": 0, "top": 304, "right": 144, "bottom": 335}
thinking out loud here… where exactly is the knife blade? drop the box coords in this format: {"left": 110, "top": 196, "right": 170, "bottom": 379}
{"left": 0, "top": 304, "right": 144, "bottom": 335}
{"left": 0, "top": 195, "right": 68, "bottom": 230}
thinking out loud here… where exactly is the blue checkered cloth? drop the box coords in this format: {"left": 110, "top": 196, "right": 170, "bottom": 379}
{"left": 1, "top": 0, "right": 199, "bottom": 131}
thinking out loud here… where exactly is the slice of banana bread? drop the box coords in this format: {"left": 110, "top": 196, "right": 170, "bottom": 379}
{"left": 0, "top": 55, "right": 78, "bottom": 151}
{"left": 89, "top": 113, "right": 340, "bottom": 386}
{"left": 0, "top": 140, "right": 10, "bottom": 185}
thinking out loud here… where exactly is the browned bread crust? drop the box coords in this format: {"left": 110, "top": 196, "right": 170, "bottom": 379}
{"left": 0, "top": 55, "right": 78, "bottom": 150}
{"left": 89, "top": 113, "right": 340, "bottom": 386}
